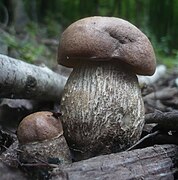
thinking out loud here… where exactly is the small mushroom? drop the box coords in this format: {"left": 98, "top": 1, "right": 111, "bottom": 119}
{"left": 17, "top": 111, "right": 71, "bottom": 164}
{"left": 58, "top": 17, "right": 156, "bottom": 160}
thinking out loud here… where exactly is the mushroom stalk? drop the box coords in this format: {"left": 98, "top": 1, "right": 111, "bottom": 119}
{"left": 19, "top": 134, "right": 71, "bottom": 164}
{"left": 61, "top": 62, "right": 145, "bottom": 160}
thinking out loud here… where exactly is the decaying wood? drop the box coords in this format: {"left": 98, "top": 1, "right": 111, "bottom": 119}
{"left": 51, "top": 144, "right": 178, "bottom": 180}
{"left": 143, "top": 87, "right": 178, "bottom": 101}
{"left": 143, "top": 87, "right": 178, "bottom": 112}
{"left": 0, "top": 54, "right": 67, "bottom": 101}
{"left": 145, "top": 111, "right": 178, "bottom": 130}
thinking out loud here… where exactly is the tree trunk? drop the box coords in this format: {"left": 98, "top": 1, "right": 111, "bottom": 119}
{"left": 0, "top": 54, "right": 67, "bottom": 101}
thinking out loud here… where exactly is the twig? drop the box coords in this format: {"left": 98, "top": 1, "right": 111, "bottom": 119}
{"left": 19, "top": 161, "right": 57, "bottom": 168}
{"left": 126, "top": 131, "right": 160, "bottom": 151}
{"left": 17, "top": 148, "right": 59, "bottom": 168}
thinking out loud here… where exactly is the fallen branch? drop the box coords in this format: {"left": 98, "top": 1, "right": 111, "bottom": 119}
{"left": 138, "top": 65, "right": 167, "bottom": 85}
{"left": 51, "top": 144, "right": 178, "bottom": 180}
{"left": 145, "top": 111, "right": 178, "bottom": 130}
{"left": 143, "top": 87, "right": 178, "bottom": 112}
{"left": 143, "top": 87, "right": 178, "bottom": 101}
{"left": 0, "top": 54, "right": 68, "bottom": 101}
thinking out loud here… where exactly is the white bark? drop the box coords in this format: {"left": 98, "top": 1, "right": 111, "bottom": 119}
{"left": 137, "top": 65, "right": 167, "bottom": 85}
{"left": 0, "top": 54, "right": 67, "bottom": 101}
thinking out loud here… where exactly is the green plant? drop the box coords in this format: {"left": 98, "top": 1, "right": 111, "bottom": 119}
{"left": 3, "top": 31, "right": 46, "bottom": 63}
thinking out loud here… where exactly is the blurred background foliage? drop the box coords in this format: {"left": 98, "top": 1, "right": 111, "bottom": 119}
{"left": 0, "top": 0, "right": 178, "bottom": 68}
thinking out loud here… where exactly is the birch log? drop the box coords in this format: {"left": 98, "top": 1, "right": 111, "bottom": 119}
{"left": 0, "top": 54, "right": 67, "bottom": 101}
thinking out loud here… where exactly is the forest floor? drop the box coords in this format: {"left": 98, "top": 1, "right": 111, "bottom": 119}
{"left": 0, "top": 64, "right": 177, "bottom": 179}
{"left": 0, "top": 27, "right": 178, "bottom": 179}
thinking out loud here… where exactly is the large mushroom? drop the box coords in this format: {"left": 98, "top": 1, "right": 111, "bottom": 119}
{"left": 58, "top": 16, "right": 156, "bottom": 160}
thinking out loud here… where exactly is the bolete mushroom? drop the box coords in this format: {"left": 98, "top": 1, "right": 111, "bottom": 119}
{"left": 57, "top": 16, "right": 156, "bottom": 160}
{"left": 17, "top": 111, "right": 72, "bottom": 164}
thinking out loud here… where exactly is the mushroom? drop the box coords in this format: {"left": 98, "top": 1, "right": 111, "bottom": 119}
{"left": 57, "top": 16, "right": 156, "bottom": 160}
{"left": 17, "top": 111, "right": 72, "bottom": 164}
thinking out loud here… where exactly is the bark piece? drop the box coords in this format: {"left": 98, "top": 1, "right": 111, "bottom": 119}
{"left": 0, "top": 54, "right": 67, "bottom": 101}
{"left": 51, "top": 145, "right": 178, "bottom": 180}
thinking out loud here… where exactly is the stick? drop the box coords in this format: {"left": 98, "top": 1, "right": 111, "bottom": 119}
{"left": 0, "top": 54, "right": 68, "bottom": 101}
{"left": 145, "top": 111, "right": 178, "bottom": 130}
{"left": 143, "top": 87, "right": 178, "bottom": 101}
{"left": 126, "top": 130, "right": 160, "bottom": 151}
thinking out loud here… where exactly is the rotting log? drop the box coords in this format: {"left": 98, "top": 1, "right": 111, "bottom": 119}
{"left": 51, "top": 144, "right": 178, "bottom": 180}
{"left": 0, "top": 54, "right": 68, "bottom": 101}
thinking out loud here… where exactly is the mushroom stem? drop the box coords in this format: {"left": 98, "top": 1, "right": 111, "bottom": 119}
{"left": 19, "top": 134, "right": 71, "bottom": 164}
{"left": 61, "top": 62, "right": 145, "bottom": 160}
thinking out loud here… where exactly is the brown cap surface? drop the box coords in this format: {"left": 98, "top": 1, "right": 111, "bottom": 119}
{"left": 58, "top": 16, "right": 156, "bottom": 75}
{"left": 17, "top": 111, "right": 63, "bottom": 144}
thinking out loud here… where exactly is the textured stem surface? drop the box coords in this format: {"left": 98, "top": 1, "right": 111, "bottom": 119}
{"left": 61, "top": 62, "right": 145, "bottom": 160}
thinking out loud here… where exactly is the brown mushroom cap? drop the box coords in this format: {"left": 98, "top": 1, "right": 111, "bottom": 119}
{"left": 17, "top": 111, "right": 63, "bottom": 144}
{"left": 58, "top": 16, "right": 156, "bottom": 75}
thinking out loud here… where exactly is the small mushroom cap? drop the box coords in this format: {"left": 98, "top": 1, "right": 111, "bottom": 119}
{"left": 58, "top": 16, "right": 156, "bottom": 75}
{"left": 17, "top": 111, "right": 63, "bottom": 144}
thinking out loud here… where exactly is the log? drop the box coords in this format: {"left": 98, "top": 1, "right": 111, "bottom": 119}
{"left": 145, "top": 111, "right": 178, "bottom": 130}
{"left": 143, "top": 87, "right": 178, "bottom": 101}
{"left": 0, "top": 54, "right": 68, "bottom": 101}
{"left": 51, "top": 145, "right": 178, "bottom": 180}
{"left": 143, "top": 87, "right": 178, "bottom": 112}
